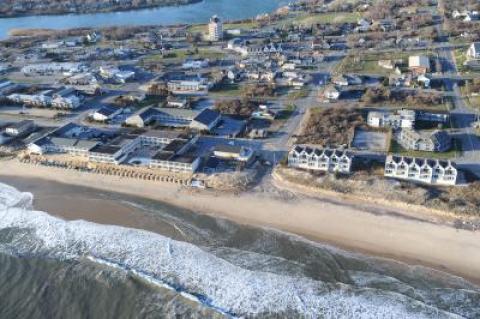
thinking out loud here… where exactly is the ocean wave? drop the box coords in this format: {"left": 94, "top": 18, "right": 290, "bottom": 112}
{"left": 0, "top": 182, "right": 467, "bottom": 318}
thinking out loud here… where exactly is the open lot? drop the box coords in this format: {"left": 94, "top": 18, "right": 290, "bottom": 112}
{"left": 351, "top": 128, "right": 388, "bottom": 151}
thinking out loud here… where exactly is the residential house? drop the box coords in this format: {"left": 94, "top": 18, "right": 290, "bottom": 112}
{"left": 323, "top": 86, "right": 340, "bottom": 100}
{"left": 467, "top": 42, "right": 480, "bottom": 60}
{"left": 213, "top": 145, "right": 255, "bottom": 163}
{"left": 166, "top": 96, "right": 189, "bottom": 108}
{"left": 125, "top": 106, "right": 198, "bottom": 128}
{"left": 92, "top": 106, "right": 123, "bottom": 122}
{"left": 189, "top": 109, "right": 221, "bottom": 131}
{"left": 4, "top": 120, "right": 35, "bottom": 137}
{"left": 367, "top": 109, "right": 416, "bottom": 129}
{"left": 408, "top": 55, "right": 430, "bottom": 75}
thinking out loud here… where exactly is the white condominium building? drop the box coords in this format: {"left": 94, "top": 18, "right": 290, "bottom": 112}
{"left": 288, "top": 145, "right": 353, "bottom": 174}
{"left": 384, "top": 155, "right": 458, "bottom": 186}
{"left": 208, "top": 15, "right": 223, "bottom": 41}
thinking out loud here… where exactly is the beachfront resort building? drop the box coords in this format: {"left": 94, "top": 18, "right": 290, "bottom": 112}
{"left": 384, "top": 155, "right": 458, "bottom": 186}
{"left": 288, "top": 145, "right": 353, "bottom": 174}
{"left": 149, "top": 136, "right": 200, "bottom": 173}
{"left": 208, "top": 15, "right": 223, "bottom": 41}
{"left": 367, "top": 109, "right": 416, "bottom": 129}
{"left": 398, "top": 129, "right": 452, "bottom": 152}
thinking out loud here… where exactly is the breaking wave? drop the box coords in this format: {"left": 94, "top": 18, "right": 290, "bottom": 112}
{"left": 0, "top": 182, "right": 476, "bottom": 318}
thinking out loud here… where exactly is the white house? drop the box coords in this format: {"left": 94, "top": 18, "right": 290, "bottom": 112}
{"left": 367, "top": 109, "right": 416, "bottom": 129}
{"left": 467, "top": 42, "right": 480, "bottom": 60}
{"left": 92, "top": 106, "right": 123, "bottom": 122}
{"left": 324, "top": 86, "right": 340, "bottom": 100}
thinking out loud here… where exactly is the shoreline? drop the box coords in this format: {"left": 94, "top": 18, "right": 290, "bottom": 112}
{"left": 1, "top": 159, "right": 480, "bottom": 285}
{"left": 0, "top": 0, "right": 202, "bottom": 20}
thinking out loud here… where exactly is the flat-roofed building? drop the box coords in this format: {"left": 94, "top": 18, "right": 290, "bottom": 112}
{"left": 37, "top": 137, "right": 99, "bottom": 156}
{"left": 88, "top": 135, "right": 139, "bottom": 164}
{"left": 148, "top": 136, "right": 200, "bottom": 173}
{"left": 288, "top": 145, "right": 353, "bottom": 174}
{"left": 384, "top": 155, "right": 458, "bottom": 186}
{"left": 137, "top": 130, "right": 184, "bottom": 146}
{"left": 167, "top": 80, "right": 209, "bottom": 96}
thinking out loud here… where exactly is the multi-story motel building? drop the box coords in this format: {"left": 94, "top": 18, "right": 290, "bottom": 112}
{"left": 149, "top": 136, "right": 200, "bottom": 173}
{"left": 288, "top": 145, "right": 353, "bottom": 174}
{"left": 384, "top": 155, "right": 458, "bottom": 186}
{"left": 88, "top": 135, "right": 139, "bottom": 164}
{"left": 28, "top": 125, "right": 201, "bottom": 173}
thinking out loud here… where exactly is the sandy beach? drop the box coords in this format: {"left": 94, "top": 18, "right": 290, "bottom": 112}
{"left": 1, "top": 159, "right": 480, "bottom": 284}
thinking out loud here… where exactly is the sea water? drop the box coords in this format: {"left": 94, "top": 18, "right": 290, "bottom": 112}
{"left": 0, "top": 182, "right": 479, "bottom": 319}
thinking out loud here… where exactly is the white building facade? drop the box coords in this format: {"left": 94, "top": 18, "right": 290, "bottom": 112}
{"left": 288, "top": 145, "right": 353, "bottom": 174}
{"left": 384, "top": 155, "right": 458, "bottom": 186}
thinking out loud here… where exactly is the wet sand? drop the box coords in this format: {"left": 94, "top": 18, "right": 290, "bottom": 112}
{"left": 1, "top": 160, "right": 480, "bottom": 284}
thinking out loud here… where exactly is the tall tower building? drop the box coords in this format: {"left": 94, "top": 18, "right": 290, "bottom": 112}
{"left": 208, "top": 15, "right": 223, "bottom": 41}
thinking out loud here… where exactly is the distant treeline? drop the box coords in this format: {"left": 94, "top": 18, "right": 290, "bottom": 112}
{"left": 0, "top": 0, "right": 201, "bottom": 17}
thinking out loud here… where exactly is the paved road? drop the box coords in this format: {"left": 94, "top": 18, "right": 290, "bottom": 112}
{"left": 435, "top": 2, "right": 480, "bottom": 176}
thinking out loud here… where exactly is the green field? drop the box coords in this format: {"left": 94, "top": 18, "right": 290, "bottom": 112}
{"left": 209, "top": 83, "right": 243, "bottom": 97}
{"left": 144, "top": 48, "right": 225, "bottom": 63}
{"left": 335, "top": 51, "right": 433, "bottom": 75}
{"left": 291, "top": 12, "right": 361, "bottom": 25}
{"left": 453, "top": 48, "right": 468, "bottom": 73}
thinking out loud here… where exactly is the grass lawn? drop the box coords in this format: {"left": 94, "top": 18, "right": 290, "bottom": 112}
{"left": 286, "top": 88, "right": 311, "bottom": 101}
{"left": 276, "top": 104, "right": 296, "bottom": 120}
{"left": 144, "top": 48, "right": 225, "bottom": 63}
{"left": 291, "top": 12, "right": 361, "bottom": 25}
{"left": 335, "top": 50, "right": 433, "bottom": 75}
{"left": 389, "top": 138, "right": 461, "bottom": 159}
{"left": 467, "top": 95, "right": 480, "bottom": 109}
{"left": 453, "top": 48, "right": 468, "bottom": 73}
{"left": 209, "top": 83, "right": 243, "bottom": 97}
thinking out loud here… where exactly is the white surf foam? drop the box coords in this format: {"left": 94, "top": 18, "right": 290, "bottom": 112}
{"left": 0, "top": 182, "right": 464, "bottom": 318}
